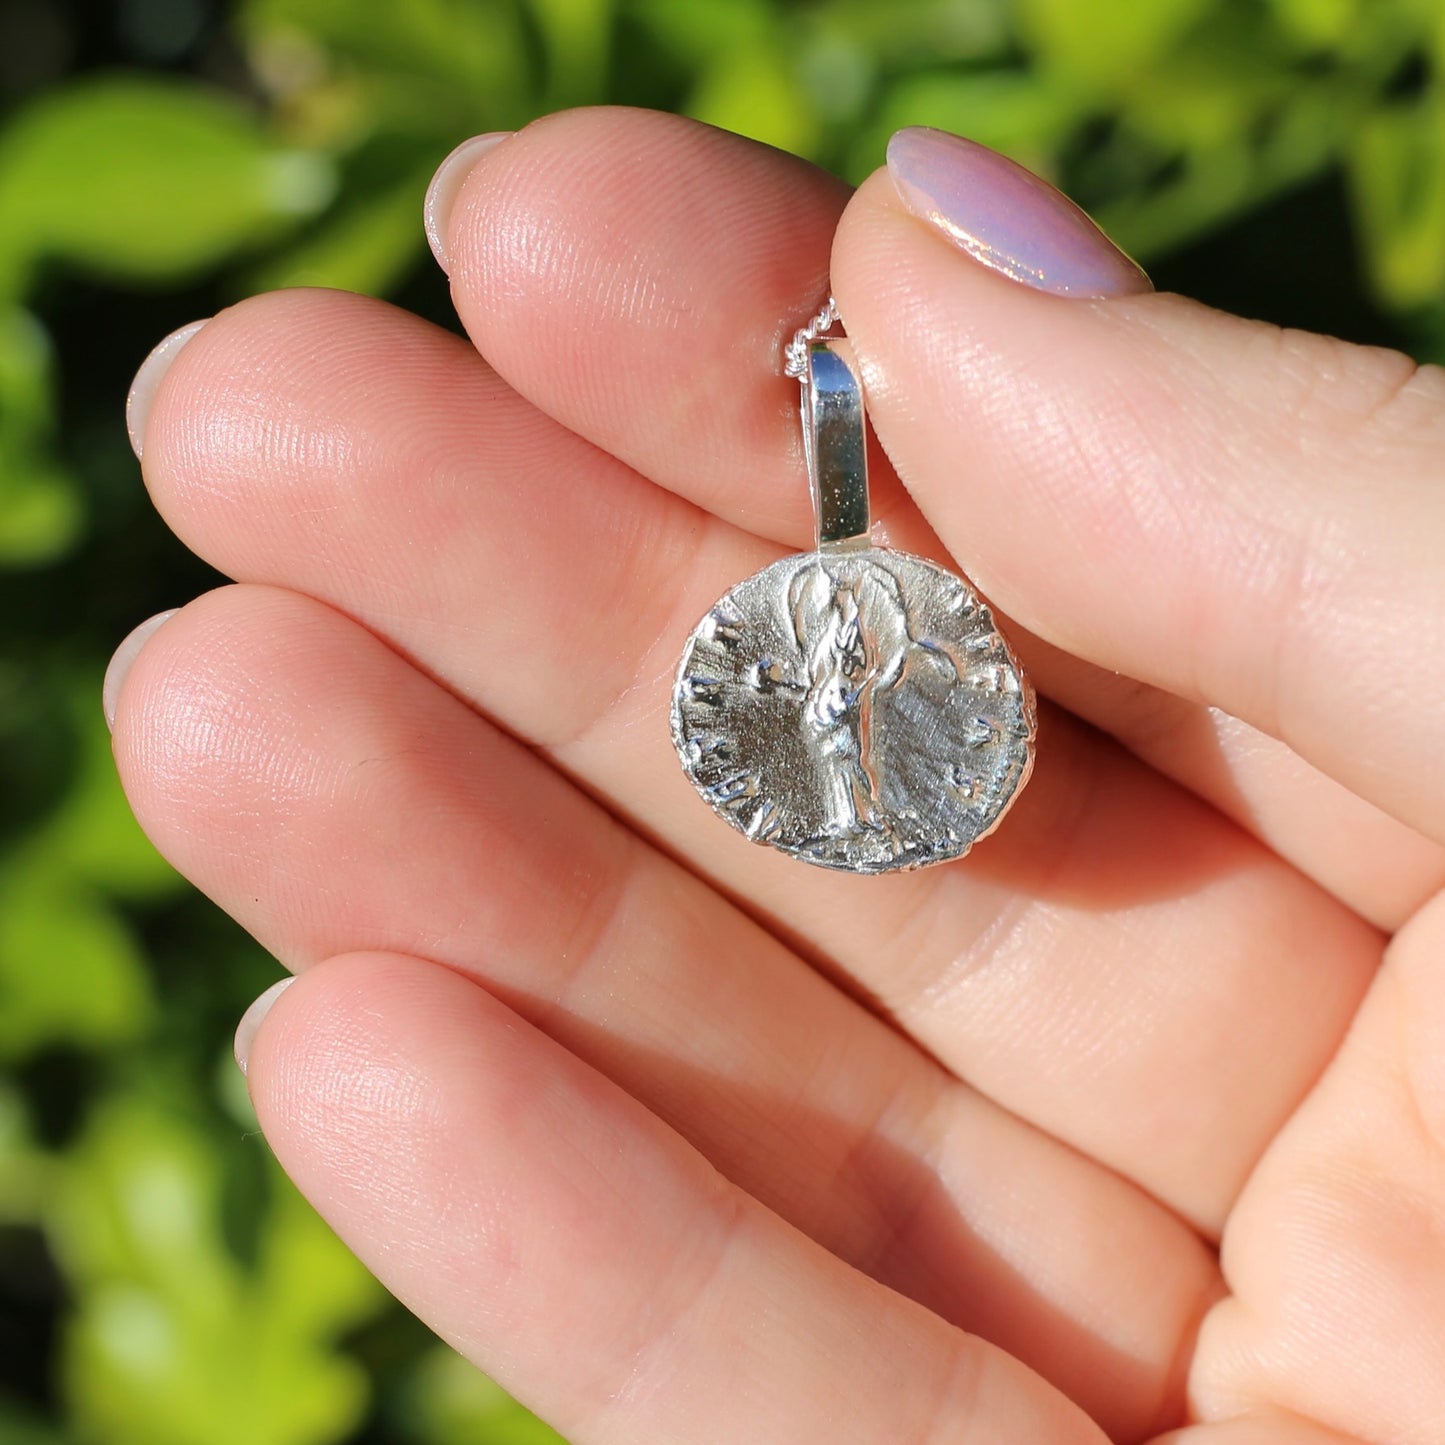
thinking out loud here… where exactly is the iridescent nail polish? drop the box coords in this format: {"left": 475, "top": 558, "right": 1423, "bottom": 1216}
{"left": 886, "top": 128, "right": 1151, "bottom": 299}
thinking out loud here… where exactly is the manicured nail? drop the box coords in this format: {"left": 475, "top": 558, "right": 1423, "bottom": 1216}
{"left": 234, "top": 976, "right": 296, "bottom": 1076}
{"left": 126, "top": 319, "right": 208, "bottom": 459}
{"left": 886, "top": 128, "right": 1152, "bottom": 298}
{"left": 102, "top": 609, "right": 179, "bottom": 731}
{"left": 424, "top": 131, "right": 513, "bottom": 275}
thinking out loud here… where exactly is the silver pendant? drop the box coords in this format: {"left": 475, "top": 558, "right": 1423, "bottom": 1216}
{"left": 670, "top": 303, "right": 1035, "bottom": 873}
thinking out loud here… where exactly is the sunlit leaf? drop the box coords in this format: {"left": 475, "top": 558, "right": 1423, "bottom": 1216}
{"left": 688, "top": 43, "right": 821, "bottom": 157}
{"left": 1269, "top": 0, "right": 1364, "bottom": 49}
{"left": 402, "top": 1347, "right": 568, "bottom": 1445}
{"left": 0, "top": 860, "right": 152, "bottom": 1061}
{"left": 247, "top": 168, "right": 430, "bottom": 296}
{"left": 53, "top": 1097, "right": 384, "bottom": 1445}
{"left": 0, "top": 462, "right": 83, "bottom": 567}
{"left": 0, "top": 308, "right": 82, "bottom": 566}
{"left": 530, "top": 0, "right": 614, "bottom": 106}
{"left": 1014, "top": 0, "right": 1216, "bottom": 91}
{"left": 795, "top": 27, "right": 876, "bottom": 132}
{"left": 255, "top": 1158, "right": 387, "bottom": 1344}
{"left": 819, "top": 0, "right": 1009, "bottom": 65}
{"left": 241, "top": 0, "right": 531, "bottom": 104}
{"left": 1348, "top": 91, "right": 1445, "bottom": 308}
{"left": 627, "top": 0, "right": 775, "bottom": 63}
{"left": 0, "top": 77, "right": 334, "bottom": 287}
{"left": 30, "top": 682, "right": 181, "bottom": 901}
{"left": 1122, "top": 42, "right": 1284, "bottom": 151}
{"left": 0, "top": 1080, "right": 52, "bottom": 1224}
{"left": 0, "top": 307, "right": 53, "bottom": 430}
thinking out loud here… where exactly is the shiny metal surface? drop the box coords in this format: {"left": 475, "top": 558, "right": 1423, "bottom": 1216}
{"left": 803, "top": 339, "right": 870, "bottom": 548}
{"left": 671, "top": 297, "right": 1035, "bottom": 873}
{"left": 671, "top": 548, "right": 1035, "bottom": 873}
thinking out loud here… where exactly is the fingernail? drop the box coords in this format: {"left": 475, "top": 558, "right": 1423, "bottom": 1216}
{"left": 103, "top": 609, "right": 179, "bottom": 731}
{"left": 424, "top": 132, "right": 513, "bottom": 275}
{"left": 886, "top": 128, "right": 1152, "bottom": 298}
{"left": 235, "top": 976, "right": 296, "bottom": 1076}
{"left": 126, "top": 319, "right": 208, "bottom": 459}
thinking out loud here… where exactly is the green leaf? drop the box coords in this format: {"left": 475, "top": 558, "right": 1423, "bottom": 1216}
{"left": 402, "top": 1347, "right": 568, "bottom": 1445}
{"left": 0, "top": 460, "right": 82, "bottom": 568}
{"left": 1122, "top": 51, "right": 1280, "bottom": 151}
{"left": 0, "top": 308, "right": 82, "bottom": 567}
{"left": 0, "top": 307, "right": 55, "bottom": 455}
{"left": 247, "top": 168, "right": 430, "bottom": 296}
{"left": 0, "top": 1079, "right": 53, "bottom": 1225}
{"left": 0, "top": 77, "right": 335, "bottom": 288}
{"left": 794, "top": 30, "right": 876, "bottom": 135}
{"left": 1269, "top": 0, "right": 1365, "bottom": 49}
{"left": 1014, "top": 0, "right": 1216, "bottom": 91}
{"left": 529, "top": 0, "right": 614, "bottom": 106}
{"left": 688, "top": 42, "right": 822, "bottom": 158}
{"left": 627, "top": 0, "right": 775, "bottom": 64}
{"left": 819, "top": 0, "right": 1009, "bottom": 66}
{"left": 0, "top": 1402, "right": 68, "bottom": 1445}
{"left": 255, "top": 1156, "right": 387, "bottom": 1346}
{"left": 53, "top": 1097, "right": 385, "bottom": 1445}
{"left": 0, "top": 857, "right": 153, "bottom": 1061}
{"left": 29, "top": 680, "right": 182, "bottom": 902}
{"left": 1349, "top": 91, "right": 1445, "bottom": 309}
{"left": 0, "top": 674, "right": 173, "bottom": 1064}
{"left": 241, "top": 0, "right": 532, "bottom": 105}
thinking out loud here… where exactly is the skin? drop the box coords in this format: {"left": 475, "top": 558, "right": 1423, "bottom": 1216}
{"left": 111, "top": 108, "right": 1445, "bottom": 1443}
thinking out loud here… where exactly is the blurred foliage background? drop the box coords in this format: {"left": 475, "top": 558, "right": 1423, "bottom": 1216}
{"left": 1, "top": 0, "right": 1442, "bottom": 1440}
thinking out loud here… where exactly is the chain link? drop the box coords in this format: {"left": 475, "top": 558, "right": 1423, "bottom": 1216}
{"left": 783, "top": 295, "right": 840, "bottom": 380}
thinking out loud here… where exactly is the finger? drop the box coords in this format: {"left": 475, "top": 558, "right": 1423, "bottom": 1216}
{"left": 433, "top": 108, "right": 1442, "bottom": 925}
{"left": 111, "top": 584, "right": 1217, "bottom": 1440}
{"left": 1018, "top": 640, "right": 1444, "bottom": 933}
{"left": 830, "top": 156, "right": 1445, "bottom": 848}
{"left": 245, "top": 949, "right": 1110, "bottom": 1445}
{"left": 136, "top": 287, "right": 1380, "bottom": 1234}
{"left": 1186, "top": 889, "right": 1445, "bottom": 1443}
{"left": 440, "top": 105, "right": 849, "bottom": 543}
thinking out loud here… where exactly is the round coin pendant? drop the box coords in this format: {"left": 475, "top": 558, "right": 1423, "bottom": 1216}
{"left": 670, "top": 319, "right": 1035, "bottom": 873}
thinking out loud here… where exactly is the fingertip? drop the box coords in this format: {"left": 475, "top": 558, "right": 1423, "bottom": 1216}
{"left": 234, "top": 975, "right": 297, "bottom": 1077}
{"left": 424, "top": 132, "right": 515, "bottom": 275}
{"left": 103, "top": 608, "right": 180, "bottom": 731}
{"left": 126, "top": 319, "right": 209, "bottom": 459}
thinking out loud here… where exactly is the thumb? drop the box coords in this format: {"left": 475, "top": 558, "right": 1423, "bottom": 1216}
{"left": 832, "top": 128, "right": 1445, "bottom": 846}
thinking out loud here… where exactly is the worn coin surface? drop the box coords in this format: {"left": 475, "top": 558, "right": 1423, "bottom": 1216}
{"left": 670, "top": 547, "right": 1035, "bottom": 873}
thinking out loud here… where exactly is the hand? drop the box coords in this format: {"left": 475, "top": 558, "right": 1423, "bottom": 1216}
{"left": 108, "top": 109, "right": 1445, "bottom": 1444}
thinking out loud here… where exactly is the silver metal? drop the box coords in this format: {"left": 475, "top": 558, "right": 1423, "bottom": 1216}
{"left": 803, "top": 339, "right": 870, "bottom": 549}
{"left": 670, "top": 298, "right": 1035, "bottom": 873}
{"left": 783, "top": 296, "right": 840, "bottom": 379}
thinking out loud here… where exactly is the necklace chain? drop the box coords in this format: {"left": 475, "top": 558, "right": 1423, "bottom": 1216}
{"left": 783, "top": 295, "right": 840, "bottom": 380}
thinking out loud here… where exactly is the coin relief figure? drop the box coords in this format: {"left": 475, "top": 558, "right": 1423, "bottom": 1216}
{"left": 672, "top": 549, "right": 1035, "bottom": 873}
{"left": 792, "top": 557, "right": 921, "bottom": 846}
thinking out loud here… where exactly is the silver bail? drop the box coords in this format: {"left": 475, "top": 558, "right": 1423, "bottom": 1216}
{"left": 801, "top": 337, "right": 871, "bottom": 552}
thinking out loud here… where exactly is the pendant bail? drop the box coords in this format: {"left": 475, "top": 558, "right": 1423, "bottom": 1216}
{"left": 801, "top": 338, "right": 871, "bottom": 551}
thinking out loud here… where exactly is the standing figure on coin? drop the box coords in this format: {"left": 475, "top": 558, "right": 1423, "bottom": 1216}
{"left": 789, "top": 556, "right": 938, "bottom": 845}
